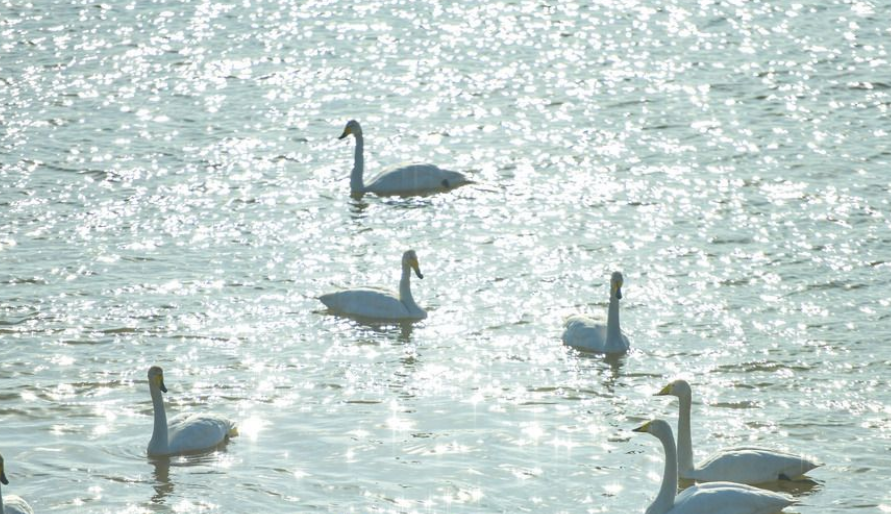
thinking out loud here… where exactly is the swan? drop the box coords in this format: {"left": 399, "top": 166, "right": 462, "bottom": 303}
{"left": 656, "top": 379, "right": 821, "bottom": 484}
{"left": 633, "top": 419, "right": 794, "bottom": 514}
{"left": 338, "top": 120, "right": 470, "bottom": 197}
{"left": 0, "top": 455, "right": 33, "bottom": 514}
{"left": 320, "top": 250, "right": 427, "bottom": 321}
{"left": 147, "top": 366, "right": 238, "bottom": 457}
{"left": 562, "top": 271, "right": 630, "bottom": 354}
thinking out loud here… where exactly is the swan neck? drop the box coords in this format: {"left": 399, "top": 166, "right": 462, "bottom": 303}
{"left": 399, "top": 264, "right": 421, "bottom": 314}
{"left": 350, "top": 132, "right": 365, "bottom": 194}
{"left": 650, "top": 429, "right": 679, "bottom": 514}
{"left": 149, "top": 386, "right": 169, "bottom": 454}
{"left": 606, "top": 292, "right": 621, "bottom": 343}
{"left": 676, "top": 394, "right": 694, "bottom": 475}
{"left": 0, "top": 482, "right": 4, "bottom": 513}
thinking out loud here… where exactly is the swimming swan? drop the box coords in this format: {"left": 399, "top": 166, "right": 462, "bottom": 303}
{"left": 656, "top": 380, "right": 821, "bottom": 484}
{"left": 339, "top": 120, "right": 470, "bottom": 197}
{"left": 147, "top": 366, "right": 237, "bottom": 457}
{"left": 320, "top": 250, "right": 427, "bottom": 321}
{"left": 562, "top": 271, "right": 630, "bottom": 354}
{"left": 0, "top": 455, "right": 33, "bottom": 514}
{"left": 633, "top": 419, "right": 794, "bottom": 514}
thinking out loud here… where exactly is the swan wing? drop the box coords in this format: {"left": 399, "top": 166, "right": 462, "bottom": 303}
{"left": 366, "top": 165, "right": 469, "bottom": 196}
{"left": 166, "top": 413, "right": 236, "bottom": 455}
{"left": 562, "top": 316, "right": 627, "bottom": 353}
{"left": 320, "top": 288, "right": 417, "bottom": 320}
{"left": 2, "top": 495, "right": 34, "bottom": 514}
{"left": 670, "top": 482, "right": 794, "bottom": 514}
{"left": 691, "top": 447, "right": 821, "bottom": 484}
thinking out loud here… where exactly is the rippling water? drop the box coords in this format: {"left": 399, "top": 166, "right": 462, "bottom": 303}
{"left": 2, "top": 0, "right": 890, "bottom": 512}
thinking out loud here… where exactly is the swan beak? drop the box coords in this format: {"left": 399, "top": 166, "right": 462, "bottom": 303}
{"left": 655, "top": 384, "right": 672, "bottom": 396}
{"left": 632, "top": 421, "right": 651, "bottom": 433}
{"left": 0, "top": 467, "right": 7, "bottom": 485}
{"left": 339, "top": 126, "right": 352, "bottom": 140}
{"left": 157, "top": 375, "right": 168, "bottom": 393}
{"left": 411, "top": 258, "right": 424, "bottom": 280}
{"left": 615, "top": 285, "right": 623, "bottom": 300}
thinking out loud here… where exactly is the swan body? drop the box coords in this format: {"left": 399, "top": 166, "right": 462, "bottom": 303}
{"left": 0, "top": 455, "right": 33, "bottom": 514}
{"left": 339, "top": 120, "right": 470, "bottom": 197}
{"left": 633, "top": 419, "right": 794, "bottom": 514}
{"left": 320, "top": 250, "right": 427, "bottom": 321}
{"left": 657, "top": 380, "right": 821, "bottom": 484}
{"left": 147, "top": 366, "right": 237, "bottom": 457}
{"left": 562, "top": 271, "right": 629, "bottom": 354}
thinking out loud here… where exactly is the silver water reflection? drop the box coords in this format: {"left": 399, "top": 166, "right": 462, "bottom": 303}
{"left": 2, "top": 0, "right": 890, "bottom": 513}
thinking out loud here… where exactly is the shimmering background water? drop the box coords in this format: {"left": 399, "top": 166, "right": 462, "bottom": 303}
{"left": 2, "top": 0, "right": 890, "bottom": 512}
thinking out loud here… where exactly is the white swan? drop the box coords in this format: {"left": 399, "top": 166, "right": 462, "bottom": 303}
{"left": 338, "top": 120, "right": 470, "bottom": 197}
{"left": 147, "top": 366, "right": 237, "bottom": 457}
{"left": 633, "top": 419, "right": 794, "bottom": 514}
{"left": 320, "top": 250, "right": 427, "bottom": 321}
{"left": 562, "top": 271, "right": 630, "bottom": 354}
{"left": 0, "top": 455, "right": 33, "bottom": 514}
{"left": 656, "top": 379, "right": 821, "bottom": 484}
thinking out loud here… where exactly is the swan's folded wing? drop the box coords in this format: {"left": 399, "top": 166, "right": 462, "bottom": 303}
{"left": 320, "top": 289, "right": 413, "bottom": 320}
{"left": 695, "top": 447, "right": 820, "bottom": 483}
{"left": 367, "top": 165, "right": 468, "bottom": 195}
{"left": 562, "top": 316, "right": 610, "bottom": 352}
{"left": 674, "top": 482, "right": 794, "bottom": 514}
{"left": 167, "top": 413, "right": 236, "bottom": 454}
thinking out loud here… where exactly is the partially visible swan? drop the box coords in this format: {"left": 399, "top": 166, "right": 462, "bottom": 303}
{"left": 562, "top": 271, "right": 630, "bottom": 354}
{"left": 147, "top": 366, "right": 237, "bottom": 457}
{"left": 0, "top": 455, "right": 33, "bottom": 514}
{"left": 320, "top": 250, "right": 427, "bottom": 321}
{"left": 656, "top": 379, "right": 821, "bottom": 484}
{"left": 338, "top": 120, "right": 470, "bottom": 197}
{"left": 633, "top": 419, "right": 794, "bottom": 514}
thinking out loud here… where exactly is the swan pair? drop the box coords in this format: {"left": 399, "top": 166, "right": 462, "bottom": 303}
{"left": 0, "top": 455, "right": 32, "bottom": 514}
{"left": 338, "top": 120, "right": 471, "bottom": 198}
{"left": 634, "top": 420, "right": 795, "bottom": 514}
{"left": 318, "top": 255, "right": 629, "bottom": 342}
{"left": 633, "top": 380, "right": 822, "bottom": 514}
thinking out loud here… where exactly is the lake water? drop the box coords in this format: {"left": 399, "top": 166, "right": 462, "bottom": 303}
{"left": 2, "top": 0, "right": 890, "bottom": 512}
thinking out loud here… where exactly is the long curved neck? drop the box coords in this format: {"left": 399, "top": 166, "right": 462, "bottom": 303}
{"left": 350, "top": 132, "right": 365, "bottom": 195}
{"left": 399, "top": 265, "right": 421, "bottom": 314}
{"left": 676, "top": 393, "right": 695, "bottom": 475}
{"left": 0, "top": 482, "right": 4, "bottom": 513}
{"left": 648, "top": 430, "right": 679, "bottom": 514}
{"left": 149, "top": 386, "right": 169, "bottom": 453}
{"left": 606, "top": 292, "right": 621, "bottom": 344}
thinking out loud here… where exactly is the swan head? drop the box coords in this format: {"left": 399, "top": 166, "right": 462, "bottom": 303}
{"left": 0, "top": 453, "right": 7, "bottom": 485}
{"left": 339, "top": 119, "right": 362, "bottom": 140}
{"left": 610, "top": 271, "right": 624, "bottom": 300}
{"left": 148, "top": 366, "right": 168, "bottom": 394}
{"left": 655, "top": 379, "right": 691, "bottom": 400}
{"left": 633, "top": 419, "right": 673, "bottom": 440}
{"left": 402, "top": 250, "right": 424, "bottom": 279}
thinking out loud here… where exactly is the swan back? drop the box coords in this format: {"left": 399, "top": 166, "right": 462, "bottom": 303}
{"left": 694, "top": 447, "right": 822, "bottom": 483}
{"left": 673, "top": 482, "right": 794, "bottom": 514}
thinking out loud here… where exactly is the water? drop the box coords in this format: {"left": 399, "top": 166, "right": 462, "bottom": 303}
{"left": 2, "top": 0, "right": 890, "bottom": 512}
